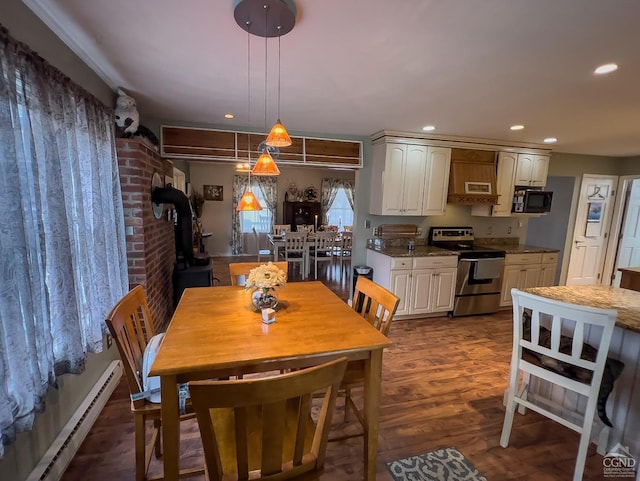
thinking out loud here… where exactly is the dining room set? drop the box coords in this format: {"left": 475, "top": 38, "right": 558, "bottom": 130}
{"left": 106, "top": 260, "right": 400, "bottom": 481}
{"left": 262, "top": 224, "right": 353, "bottom": 280}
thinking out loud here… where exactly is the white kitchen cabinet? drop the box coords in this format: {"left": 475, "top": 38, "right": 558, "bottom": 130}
{"left": 370, "top": 141, "right": 451, "bottom": 216}
{"left": 421, "top": 146, "right": 452, "bottom": 216}
{"left": 472, "top": 151, "right": 550, "bottom": 217}
{"left": 538, "top": 252, "right": 559, "bottom": 287}
{"left": 500, "top": 252, "right": 560, "bottom": 307}
{"left": 366, "top": 250, "right": 457, "bottom": 318}
{"left": 390, "top": 268, "right": 412, "bottom": 316}
{"left": 514, "top": 154, "right": 549, "bottom": 187}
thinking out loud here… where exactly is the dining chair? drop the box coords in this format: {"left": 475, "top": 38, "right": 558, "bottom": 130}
{"left": 296, "top": 224, "right": 312, "bottom": 233}
{"left": 308, "top": 231, "right": 335, "bottom": 280}
{"left": 336, "top": 232, "right": 352, "bottom": 279}
{"left": 273, "top": 224, "right": 291, "bottom": 235}
{"left": 331, "top": 277, "right": 399, "bottom": 441}
{"left": 188, "top": 357, "right": 348, "bottom": 481}
{"left": 252, "top": 226, "right": 272, "bottom": 262}
{"left": 105, "top": 285, "right": 203, "bottom": 481}
{"left": 280, "top": 231, "right": 307, "bottom": 279}
{"left": 500, "top": 289, "right": 618, "bottom": 481}
{"left": 229, "top": 261, "right": 289, "bottom": 287}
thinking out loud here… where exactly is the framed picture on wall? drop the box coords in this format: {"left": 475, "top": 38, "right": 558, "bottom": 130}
{"left": 204, "top": 184, "right": 223, "bottom": 201}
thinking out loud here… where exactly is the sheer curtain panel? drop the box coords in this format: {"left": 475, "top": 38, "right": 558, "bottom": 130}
{"left": 0, "top": 25, "right": 128, "bottom": 457}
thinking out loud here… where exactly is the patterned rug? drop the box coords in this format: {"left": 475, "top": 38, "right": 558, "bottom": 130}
{"left": 386, "top": 447, "right": 487, "bottom": 481}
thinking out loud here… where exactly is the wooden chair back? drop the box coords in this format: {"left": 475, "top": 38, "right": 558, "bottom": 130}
{"left": 273, "top": 224, "right": 291, "bottom": 235}
{"left": 351, "top": 276, "right": 400, "bottom": 336}
{"left": 284, "top": 232, "right": 307, "bottom": 256}
{"left": 189, "top": 357, "right": 348, "bottom": 481}
{"left": 229, "top": 261, "right": 289, "bottom": 287}
{"left": 105, "top": 285, "right": 155, "bottom": 408}
{"left": 340, "top": 232, "right": 353, "bottom": 252}
{"left": 501, "top": 288, "right": 618, "bottom": 481}
{"left": 312, "top": 232, "right": 335, "bottom": 254}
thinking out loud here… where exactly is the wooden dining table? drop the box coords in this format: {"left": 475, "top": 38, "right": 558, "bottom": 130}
{"left": 149, "top": 281, "right": 392, "bottom": 481}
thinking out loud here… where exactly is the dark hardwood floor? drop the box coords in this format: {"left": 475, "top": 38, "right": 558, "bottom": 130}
{"left": 60, "top": 256, "right": 608, "bottom": 481}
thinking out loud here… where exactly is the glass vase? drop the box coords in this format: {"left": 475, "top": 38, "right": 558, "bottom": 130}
{"left": 251, "top": 287, "right": 278, "bottom": 311}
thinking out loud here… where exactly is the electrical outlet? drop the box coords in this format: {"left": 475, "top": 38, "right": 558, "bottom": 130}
{"left": 487, "top": 226, "right": 493, "bottom": 235}
{"left": 507, "top": 226, "right": 512, "bottom": 234}
{"left": 106, "top": 333, "right": 113, "bottom": 349}
{"left": 365, "top": 219, "right": 371, "bottom": 229}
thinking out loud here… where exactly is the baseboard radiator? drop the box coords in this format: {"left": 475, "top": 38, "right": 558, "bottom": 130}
{"left": 27, "top": 360, "right": 123, "bottom": 481}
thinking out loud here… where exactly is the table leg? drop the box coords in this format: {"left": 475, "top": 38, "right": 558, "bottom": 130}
{"left": 363, "top": 349, "right": 383, "bottom": 481}
{"left": 161, "top": 375, "right": 180, "bottom": 481}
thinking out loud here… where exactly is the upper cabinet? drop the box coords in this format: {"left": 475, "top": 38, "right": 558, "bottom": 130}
{"left": 514, "top": 153, "right": 549, "bottom": 187}
{"left": 471, "top": 151, "right": 550, "bottom": 217}
{"left": 370, "top": 140, "right": 451, "bottom": 216}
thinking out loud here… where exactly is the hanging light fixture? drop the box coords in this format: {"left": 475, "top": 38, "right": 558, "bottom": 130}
{"left": 234, "top": 0, "right": 295, "bottom": 173}
{"left": 265, "top": 26, "right": 292, "bottom": 147}
{"left": 237, "top": 20, "right": 263, "bottom": 211}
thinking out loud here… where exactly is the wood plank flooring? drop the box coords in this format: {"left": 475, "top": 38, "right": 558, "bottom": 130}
{"left": 60, "top": 256, "right": 608, "bottom": 481}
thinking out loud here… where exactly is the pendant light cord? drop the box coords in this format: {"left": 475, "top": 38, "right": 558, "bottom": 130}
{"left": 247, "top": 22, "right": 252, "bottom": 185}
{"left": 263, "top": 5, "right": 268, "bottom": 134}
{"left": 277, "top": 26, "right": 281, "bottom": 120}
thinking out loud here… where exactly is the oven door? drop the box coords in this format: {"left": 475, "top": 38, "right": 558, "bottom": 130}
{"left": 456, "top": 258, "right": 504, "bottom": 295}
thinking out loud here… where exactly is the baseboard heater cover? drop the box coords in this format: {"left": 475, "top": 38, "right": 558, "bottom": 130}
{"left": 26, "top": 360, "right": 123, "bottom": 481}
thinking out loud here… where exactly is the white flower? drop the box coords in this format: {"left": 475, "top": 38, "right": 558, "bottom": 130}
{"left": 245, "top": 262, "right": 287, "bottom": 291}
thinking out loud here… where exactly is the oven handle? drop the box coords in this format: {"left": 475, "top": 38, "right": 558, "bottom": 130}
{"left": 459, "top": 257, "right": 505, "bottom": 263}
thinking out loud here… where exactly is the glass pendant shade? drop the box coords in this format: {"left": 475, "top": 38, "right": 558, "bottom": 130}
{"left": 236, "top": 188, "right": 263, "bottom": 211}
{"left": 265, "top": 119, "right": 292, "bottom": 147}
{"left": 251, "top": 150, "right": 281, "bottom": 176}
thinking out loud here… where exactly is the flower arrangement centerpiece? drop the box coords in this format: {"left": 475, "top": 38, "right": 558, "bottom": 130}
{"left": 245, "top": 262, "right": 287, "bottom": 311}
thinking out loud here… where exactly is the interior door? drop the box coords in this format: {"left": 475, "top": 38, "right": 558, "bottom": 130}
{"left": 566, "top": 175, "right": 617, "bottom": 285}
{"left": 612, "top": 179, "right": 640, "bottom": 286}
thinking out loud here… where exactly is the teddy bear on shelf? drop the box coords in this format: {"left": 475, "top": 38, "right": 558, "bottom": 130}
{"left": 114, "top": 88, "right": 139, "bottom": 137}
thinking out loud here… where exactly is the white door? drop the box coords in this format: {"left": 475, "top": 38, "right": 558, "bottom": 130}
{"left": 566, "top": 175, "right": 618, "bottom": 285}
{"left": 612, "top": 179, "right": 640, "bottom": 286}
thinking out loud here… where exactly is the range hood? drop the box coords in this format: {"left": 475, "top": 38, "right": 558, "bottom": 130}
{"left": 447, "top": 148, "right": 499, "bottom": 205}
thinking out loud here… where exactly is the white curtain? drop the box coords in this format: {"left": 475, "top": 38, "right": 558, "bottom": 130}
{"left": 0, "top": 25, "right": 128, "bottom": 457}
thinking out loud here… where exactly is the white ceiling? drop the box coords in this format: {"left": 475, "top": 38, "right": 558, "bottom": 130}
{"left": 25, "top": 0, "right": 640, "bottom": 157}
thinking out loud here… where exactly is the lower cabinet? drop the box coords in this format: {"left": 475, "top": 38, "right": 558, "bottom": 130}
{"left": 367, "top": 251, "right": 457, "bottom": 318}
{"left": 500, "top": 252, "right": 559, "bottom": 307}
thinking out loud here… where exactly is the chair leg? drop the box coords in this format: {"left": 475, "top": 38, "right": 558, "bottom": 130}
{"left": 134, "top": 414, "right": 147, "bottom": 481}
{"left": 153, "top": 418, "right": 162, "bottom": 457}
{"left": 343, "top": 387, "right": 351, "bottom": 422}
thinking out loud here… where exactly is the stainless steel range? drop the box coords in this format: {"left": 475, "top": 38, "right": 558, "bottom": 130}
{"left": 429, "top": 227, "right": 506, "bottom": 316}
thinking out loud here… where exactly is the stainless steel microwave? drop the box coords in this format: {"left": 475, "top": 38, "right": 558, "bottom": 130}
{"left": 512, "top": 188, "right": 553, "bottom": 213}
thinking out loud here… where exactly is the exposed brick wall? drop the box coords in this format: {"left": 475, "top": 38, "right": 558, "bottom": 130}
{"left": 116, "top": 139, "right": 175, "bottom": 331}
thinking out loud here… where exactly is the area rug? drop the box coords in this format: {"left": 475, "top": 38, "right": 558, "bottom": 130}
{"left": 386, "top": 447, "right": 487, "bottom": 481}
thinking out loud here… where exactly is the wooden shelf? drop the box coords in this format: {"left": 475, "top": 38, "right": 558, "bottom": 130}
{"left": 161, "top": 125, "right": 362, "bottom": 168}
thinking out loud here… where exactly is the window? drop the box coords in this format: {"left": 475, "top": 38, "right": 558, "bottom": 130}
{"left": 0, "top": 28, "right": 128, "bottom": 457}
{"left": 326, "top": 187, "right": 354, "bottom": 230}
{"left": 240, "top": 183, "right": 273, "bottom": 233}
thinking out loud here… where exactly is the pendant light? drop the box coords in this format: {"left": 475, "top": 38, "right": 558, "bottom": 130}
{"left": 237, "top": 22, "right": 263, "bottom": 211}
{"left": 251, "top": 3, "right": 280, "bottom": 176}
{"left": 265, "top": 27, "right": 292, "bottom": 147}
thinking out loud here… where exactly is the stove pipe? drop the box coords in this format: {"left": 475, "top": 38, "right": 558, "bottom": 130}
{"left": 151, "top": 186, "right": 193, "bottom": 268}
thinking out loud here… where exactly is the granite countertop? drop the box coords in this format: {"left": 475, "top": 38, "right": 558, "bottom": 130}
{"left": 366, "top": 245, "right": 458, "bottom": 257}
{"left": 524, "top": 285, "right": 640, "bottom": 334}
{"left": 475, "top": 238, "right": 559, "bottom": 255}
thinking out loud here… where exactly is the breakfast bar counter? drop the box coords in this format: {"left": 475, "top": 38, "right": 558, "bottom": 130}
{"left": 521, "top": 285, "right": 640, "bottom": 463}
{"left": 525, "top": 285, "right": 640, "bottom": 333}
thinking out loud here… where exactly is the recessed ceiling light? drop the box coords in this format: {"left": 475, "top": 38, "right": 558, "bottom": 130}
{"left": 224, "top": 113, "right": 235, "bottom": 119}
{"left": 543, "top": 137, "right": 557, "bottom": 144}
{"left": 594, "top": 63, "right": 618, "bottom": 75}
{"left": 422, "top": 125, "right": 436, "bottom": 131}
{"left": 510, "top": 125, "right": 525, "bottom": 131}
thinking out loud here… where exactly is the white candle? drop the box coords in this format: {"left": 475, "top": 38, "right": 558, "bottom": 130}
{"left": 314, "top": 214, "right": 318, "bottom": 230}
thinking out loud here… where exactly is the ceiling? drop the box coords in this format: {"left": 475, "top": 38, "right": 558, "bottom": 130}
{"left": 25, "top": 0, "right": 640, "bottom": 157}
